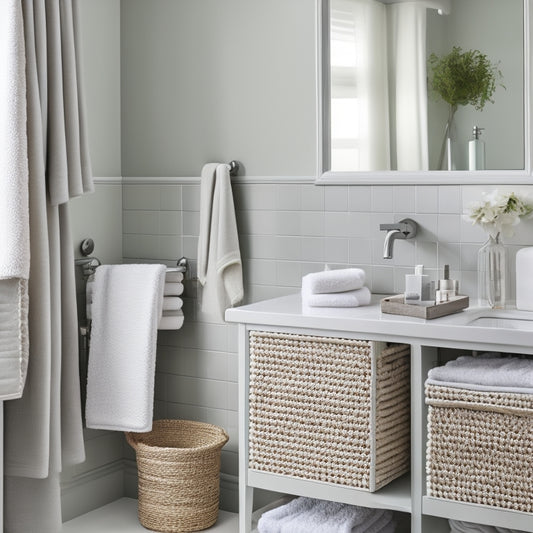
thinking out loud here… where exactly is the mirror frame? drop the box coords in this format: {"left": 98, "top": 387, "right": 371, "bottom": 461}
{"left": 316, "top": 0, "right": 532, "bottom": 185}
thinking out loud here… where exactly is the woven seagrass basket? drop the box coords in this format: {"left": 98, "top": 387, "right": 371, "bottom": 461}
{"left": 426, "top": 383, "right": 533, "bottom": 512}
{"left": 126, "top": 419, "right": 229, "bottom": 532}
{"left": 248, "top": 331, "right": 411, "bottom": 492}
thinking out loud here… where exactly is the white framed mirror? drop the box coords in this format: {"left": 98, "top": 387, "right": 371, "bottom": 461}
{"left": 316, "top": 0, "right": 532, "bottom": 184}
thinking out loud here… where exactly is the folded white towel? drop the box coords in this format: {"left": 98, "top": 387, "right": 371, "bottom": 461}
{"left": 302, "top": 286, "right": 372, "bottom": 308}
{"left": 302, "top": 268, "right": 366, "bottom": 294}
{"left": 427, "top": 355, "right": 533, "bottom": 395}
{"left": 257, "top": 497, "right": 385, "bottom": 533}
{"left": 165, "top": 270, "right": 184, "bottom": 283}
{"left": 162, "top": 297, "right": 183, "bottom": 311}
{"left": 449, "top": 520, "right": 499, "bottom": 533}
{"left": 164, "top": 282, "right": 183, "bottom": 296}
{"left": 85, "top": 264, "right": 166, "bottom": 432}
{"left": 158, "top": 310, "right": 184, "bottom": 330}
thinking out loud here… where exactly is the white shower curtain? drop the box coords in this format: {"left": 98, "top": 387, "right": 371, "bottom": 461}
{"left": 3, "top": 0, "right": 93, "bottom": 531}
{"left": 387, "top": 1, "right": 429, "bottom": 171}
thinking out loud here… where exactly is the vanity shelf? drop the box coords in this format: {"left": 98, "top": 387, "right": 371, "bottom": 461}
{"left": 226, "top": 293, "right": 533, "bottom": 533}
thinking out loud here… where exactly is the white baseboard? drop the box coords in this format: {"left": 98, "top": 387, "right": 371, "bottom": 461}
{"left": 61, "top": 460, "right": 125, "bottom": 523}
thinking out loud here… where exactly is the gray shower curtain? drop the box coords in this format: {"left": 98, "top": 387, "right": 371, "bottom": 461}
{"left": 4, "top": 0, "right": 93, "bottom": 531}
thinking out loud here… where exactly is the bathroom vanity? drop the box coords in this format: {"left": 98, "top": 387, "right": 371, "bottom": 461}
{"left": 225, "top": 294, "right": 533, "bottom": 533}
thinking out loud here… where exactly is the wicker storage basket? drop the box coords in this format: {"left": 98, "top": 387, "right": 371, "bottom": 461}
{"left": 426, "top": 383, "right": 533, "bottom": 512}
{"left": 248, "top": 331, "right": 411, "bottom": 492}
{"left": 126, "top": 419, "right": 229, "bottom": 532}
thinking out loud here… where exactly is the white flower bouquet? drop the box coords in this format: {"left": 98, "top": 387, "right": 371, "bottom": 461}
{"left": 465, "top": 190, "right": 533, "bottom": 238}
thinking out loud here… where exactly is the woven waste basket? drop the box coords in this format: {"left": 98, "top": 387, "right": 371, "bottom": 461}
{"left": 126, "top": 419, "right": 229, "bottom": 532}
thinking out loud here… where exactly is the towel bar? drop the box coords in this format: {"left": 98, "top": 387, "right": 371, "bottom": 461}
{"left": 228, "top": 160, "right": 239, "bottom": 176}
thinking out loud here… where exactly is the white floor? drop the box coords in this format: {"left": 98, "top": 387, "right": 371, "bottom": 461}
{"left": 63, "top": 498, "right": 239, "bottom": 532}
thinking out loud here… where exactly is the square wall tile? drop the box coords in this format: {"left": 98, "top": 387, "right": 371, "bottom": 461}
{"left": 416, "top": 186, "right": 439, "bottom": 213}
{"left": 371, "top": 186, "right": 394, "bottom": 213}
{"left": 325, "top": 186, "right": 349, "bottom": 211}
{"left": 301, "top": 185, "right": 324, "bottom": 211}
{"left": 348, "top": 186, "right": 371, "bottom": 212}
{"left": 393, "top": 186, "right": 415, "bottom": 213}
{"left": 438, "top": 186, "right": 462, "bottom": 214}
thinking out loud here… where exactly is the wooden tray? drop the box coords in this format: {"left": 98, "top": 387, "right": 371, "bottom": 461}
{"left": 381, "top": 294, "right": 469, "bottom": 320}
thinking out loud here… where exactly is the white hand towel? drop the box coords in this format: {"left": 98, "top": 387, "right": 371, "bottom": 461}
{"left": 85, "top": 264, "right": 166, "bottom": 432}
{"left": 162, "top": 297, "right": 183, "bottom": 311}
{"left": 197, "top": 163, "right": 243, "bottom": 321}
{"left": 165, "top": 270, "right": 184, "bottom": 283}
{"left": 164, "top": 282, "right": 184, "bottom": 296}
{"left": 426, "top": 355, "right": 533, "bottom": 395}
{"left": 302, "top": 286, "right": 372, "bottom": 308}
{"left": 302, "top": 268, "right": 366, "bottom": 294}
{"left": 449, "top": 520, "right": 499, "bottom": 533}
{"left": 158, "top": 310, "right": 184, "bottom": 330}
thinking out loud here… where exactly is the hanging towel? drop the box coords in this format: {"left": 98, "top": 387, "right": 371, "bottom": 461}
{"left": 197, "top": 163, "right": 243, "bottom": 321}
{"left": 302, "top": 268, "right": 366, "bottom": 294}
{"left": 85, "top": 264, "right": 166, "bottom": 432}
{"left": 302, "top": 286, "right": 372, "bottom": 308}
{"left": 0, "top": 0, "right": 30, "bottom": 401}
{"left": 426, "top": 355, "right": 533, "bottom": 395}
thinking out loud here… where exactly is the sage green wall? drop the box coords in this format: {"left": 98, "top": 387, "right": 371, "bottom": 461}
{"left": 120, "top": 0, "right": 316, "bottom": 177}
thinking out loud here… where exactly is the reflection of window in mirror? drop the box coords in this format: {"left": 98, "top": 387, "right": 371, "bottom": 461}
{"left": 328, "top": 0, "right": 524, "bottom": 173}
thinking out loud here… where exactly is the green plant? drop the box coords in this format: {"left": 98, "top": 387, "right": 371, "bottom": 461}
{"left": 428, "top": 46, "right": 503, "bottom": 111}
{"left": 428, "top": 46, "right": 503, "bottom": 169}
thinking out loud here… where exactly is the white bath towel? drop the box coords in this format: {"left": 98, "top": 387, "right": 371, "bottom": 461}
{"left": 257, "top": 497, "right": 390, "bottom": 533}
{"left": 164, "top": 282, "right": 184, "bottom": 296}
{"left": 303, "top": 268, "right": 366, "bottom": 294}
{"left": 158, "top": 310, "right": 184, "bottom": 330}
{"left": 197, "top": 163, "right": 243, "bottom": 321}
{"left": 427, "top": 355, "right": 533, "bottom": 395}
{"left": 85, "top": 264, "right": 166, "bottom": 432}
{"left": 162, "top": 297, "right": 183, "bottom": 311}
{"left": 302, "top": 286, "right": 372, "bottom": 308}
{"left": 0, "top": 0, "right": 30, "bottom": 401}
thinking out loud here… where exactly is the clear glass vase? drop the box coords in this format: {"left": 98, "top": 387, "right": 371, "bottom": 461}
{"left": 477, "top": 233, "right": 507, "bottom": 309}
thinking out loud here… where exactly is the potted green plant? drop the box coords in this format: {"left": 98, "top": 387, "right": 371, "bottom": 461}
{"left": 427, "top": 46, "right": 503, "bottom": 170}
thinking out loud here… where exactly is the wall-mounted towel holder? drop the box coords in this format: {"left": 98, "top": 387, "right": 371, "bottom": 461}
{"left": 228, "top": 160, "right": 240, "bottom": 176}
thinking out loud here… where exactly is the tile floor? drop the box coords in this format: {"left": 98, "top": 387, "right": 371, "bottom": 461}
{"left": 63, "top": 498, "right": 239, "bottom": 532}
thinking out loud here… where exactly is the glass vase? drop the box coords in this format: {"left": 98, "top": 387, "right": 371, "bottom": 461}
{"left": 477, "top": 233, "right": 507, "bottom": 309}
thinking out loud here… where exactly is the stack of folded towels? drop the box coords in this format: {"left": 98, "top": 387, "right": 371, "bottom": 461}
{"left": 302, "top": 267, "right": 371, "bottom": 308}
{"left": 257, "top": 497, "right": 395, "bottom": 533}
{"left": 159, "top": 269, "right": 184, "bottom": 330}
{"left": 449, "top": 520, "right": 527, "bottom": 533}
{"left": 426, "top": 353, "right": 533, "bottom": 394}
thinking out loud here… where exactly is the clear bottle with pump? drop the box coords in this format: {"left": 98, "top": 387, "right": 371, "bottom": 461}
{"left": 468, "top": 126, "right": 485, "bottom": 170}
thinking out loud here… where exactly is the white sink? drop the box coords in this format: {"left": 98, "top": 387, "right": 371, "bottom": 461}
{"left": 468, "top": 316, "right": 533, "bottom": 330}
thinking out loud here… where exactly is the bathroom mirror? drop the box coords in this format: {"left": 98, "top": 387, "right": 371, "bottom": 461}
{"left": 317, "top": 0, "right": 532, "bottom": 184}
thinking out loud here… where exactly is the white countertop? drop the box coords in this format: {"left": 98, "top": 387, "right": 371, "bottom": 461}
{"left": 225, "top": 293, "right": 533, "bottom": 353}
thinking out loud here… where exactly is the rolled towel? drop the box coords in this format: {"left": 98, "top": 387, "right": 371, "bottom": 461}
{"left": 165, "top": 270, "right": 184, "bottom": 283}
{"left": 164, "top": 282, "right": 184, "bottom": 296}
{"left": 302, "top": 286, "right": 372, "bottom": 308}
{"left": 302, "top": 268, "right": 366, "bottom": 294}
{"left": 354, "top": 510, "right": 393, "bottom": 533}
{"left": 427, "top": 355, "right": 533, "bottom": 395}
{"left": 158, "top": 310, "right": 184, "bottom": 330}
{"left": 258, "top": 497, "right": 378, "bottom": 533}
{"left": 162, "top": 297, "right": 183, "bottom": 311}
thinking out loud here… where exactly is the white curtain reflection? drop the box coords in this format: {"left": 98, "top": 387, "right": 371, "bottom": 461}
{"left": 330, "top": 0, "right": 432, "bottom": 171}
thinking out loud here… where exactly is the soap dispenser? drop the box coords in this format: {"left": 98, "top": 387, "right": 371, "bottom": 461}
{"left": 468, "top": 126, "right": 485, "bottom": 170}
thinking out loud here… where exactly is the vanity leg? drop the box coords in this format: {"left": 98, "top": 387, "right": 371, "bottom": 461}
{"left": 410, "top": 345, "right": 438, "bottom": 533}
{"left": 239, "top": 483, "right": 253, "bottom": 533}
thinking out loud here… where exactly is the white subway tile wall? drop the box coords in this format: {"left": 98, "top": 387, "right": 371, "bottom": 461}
{"left": 122, "top": 181, "right": 533, "bottom": 511}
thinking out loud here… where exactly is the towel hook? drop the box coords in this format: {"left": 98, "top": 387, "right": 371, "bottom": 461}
{"left": 228, "top": 160, "right": 240, "bottom": 176}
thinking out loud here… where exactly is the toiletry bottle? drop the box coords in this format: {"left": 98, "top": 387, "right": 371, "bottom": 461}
{"left": 436, "top": 264, "right": 456, "bottom": 303}
{"left": 468, "top": 126, "right": 485, "bottom": 171}
{"left": 405, "top": 265, "right": 431, "bottom": 305}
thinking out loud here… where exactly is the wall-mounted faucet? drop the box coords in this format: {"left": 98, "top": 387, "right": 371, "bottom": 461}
{"left": 379, "top": 218, "right": 418, "bottom": 259}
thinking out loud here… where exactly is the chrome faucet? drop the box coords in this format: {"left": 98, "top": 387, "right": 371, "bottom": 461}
{"left": 379, "top": 218, "right": 418, "bottom": 259}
